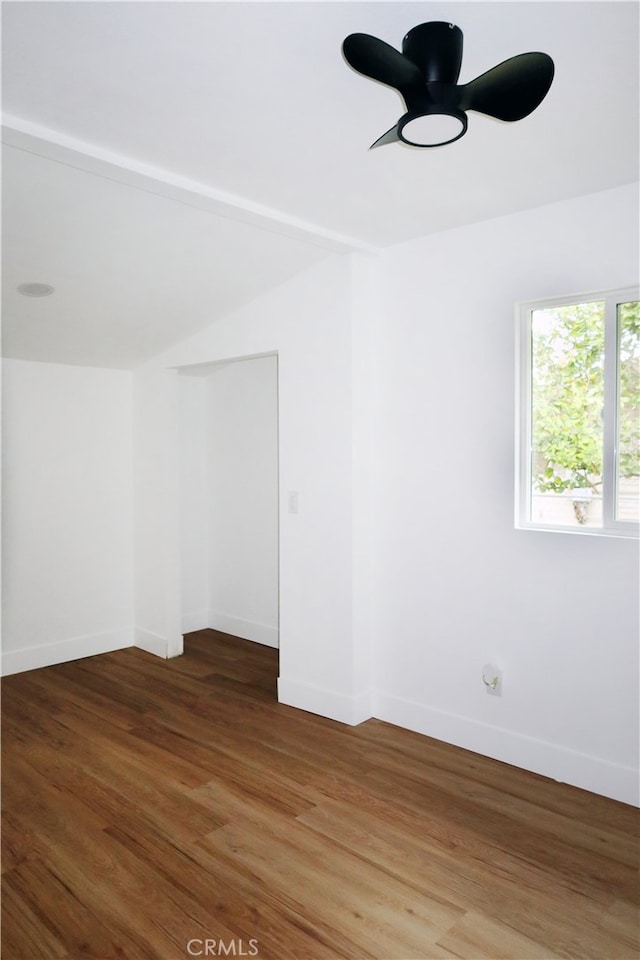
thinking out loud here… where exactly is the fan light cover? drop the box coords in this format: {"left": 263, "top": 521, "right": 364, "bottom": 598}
{"left": 342, "top": 21, "right": 554, "bottom": 148}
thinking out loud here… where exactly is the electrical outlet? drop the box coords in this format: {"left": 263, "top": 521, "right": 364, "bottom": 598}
{"left": 482, "top": 664, "right": 502, "bottom": 697}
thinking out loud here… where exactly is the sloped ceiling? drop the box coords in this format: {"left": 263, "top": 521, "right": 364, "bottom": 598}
{"left": 2, "top": 1, "right": 638, "bottom": 368}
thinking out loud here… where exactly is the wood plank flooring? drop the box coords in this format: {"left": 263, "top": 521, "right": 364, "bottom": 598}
{"left": 2, "top": 629, "right": 638, "bottom": 960}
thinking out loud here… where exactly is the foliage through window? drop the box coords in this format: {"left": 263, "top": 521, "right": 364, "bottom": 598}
{"left": 517, "top": 288, "right": 639, "bottom": 535}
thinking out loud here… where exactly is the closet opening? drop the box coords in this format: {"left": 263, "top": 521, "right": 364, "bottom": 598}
{"left": 178, "top": 354, "right": 279, "bottom": 697}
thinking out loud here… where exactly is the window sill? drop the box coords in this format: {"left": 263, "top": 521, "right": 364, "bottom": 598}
{"left": 515, "top": 522, "right": 639, "bottom": 540}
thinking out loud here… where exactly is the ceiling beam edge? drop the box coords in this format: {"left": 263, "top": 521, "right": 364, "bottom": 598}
{"left": 2, "top": 116, "right": 380, "bottom": 257}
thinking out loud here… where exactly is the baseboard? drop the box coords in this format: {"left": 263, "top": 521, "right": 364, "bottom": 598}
{"left": 1, "top": 627, "right": 133, "bottom": 677}
{"left": 181, "top": 611, "right": 210, "bottom": 634}
{"left": 375, "top": 692, "right": 639, "bottom": 807}
{"left": 208, "top": 610, "right": 279, "bottom": 648}
{"left": 134, "top": 627, "right": 172, "bottom": 658}
{"left": 278, "top": 676, "right": 373, "bottom": 726}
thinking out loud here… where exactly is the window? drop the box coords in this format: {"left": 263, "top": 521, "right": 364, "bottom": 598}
{"left": 516, "top": 287, "right": 639, "bottom": 537}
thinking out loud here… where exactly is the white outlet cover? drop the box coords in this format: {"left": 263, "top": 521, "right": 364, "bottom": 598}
{"left": 482, "top": 663, "right": 502, "bottom": 696}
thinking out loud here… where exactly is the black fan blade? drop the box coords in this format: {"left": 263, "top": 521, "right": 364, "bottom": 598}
{"left": 459, "top": 52, "right": 554, "bottom": 121}
{"left": 370, "top": 124, "right": 401, "bottom": 150}
{"left": 343, "top": 33, "right": 426, "bottom": 104}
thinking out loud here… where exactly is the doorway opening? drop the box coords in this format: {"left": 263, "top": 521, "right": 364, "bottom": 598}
{"left": 177, "top": 353, "right": 279, "bottom": 695}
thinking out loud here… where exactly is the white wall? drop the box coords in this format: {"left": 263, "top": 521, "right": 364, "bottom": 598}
{"left": 179, "top": 373, "right": 209, "bottom": 633}
{"left": 133, "top": 254, "right": 372, "bottom": 723}
{"left": 134, "top": 362, "right": 182, "bottom": 658}
{"left": 372, "top": 183, "right": 640, "bottom": 805}
{"left": 1, "top": 359, "right": 133, "bottom": 674}
{"left": 207, "top": 356, "right": 279, "bottom": 646}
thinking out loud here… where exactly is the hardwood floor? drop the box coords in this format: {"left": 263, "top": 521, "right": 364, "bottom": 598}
{"left": 2, "top": 630, "right": 638, "bottom": 960}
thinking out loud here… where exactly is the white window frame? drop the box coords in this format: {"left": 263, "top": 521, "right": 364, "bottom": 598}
{"left": 516, "top": 285, "right": 639, "bottom": 538}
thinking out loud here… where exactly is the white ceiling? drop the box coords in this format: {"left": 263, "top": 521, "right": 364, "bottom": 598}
{"left": 2, "top": 1, "right": 638, "bottom": 368}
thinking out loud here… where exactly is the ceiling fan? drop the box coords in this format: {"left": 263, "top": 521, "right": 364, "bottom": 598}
{"left": 342, "top": 21, "right": 554, "bottom": 149}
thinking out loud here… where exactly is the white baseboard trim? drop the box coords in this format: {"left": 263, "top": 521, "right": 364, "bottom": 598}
{"left": 1, "top": 627, "right": 133, "bottom": 677}
{"left": 278, "top": 676, "right": 373, "bottom": 726}
{"left": 135, "top": 627, "right": 170, "bottom": 658}
{"left": 181, "top": 611, "right": 210, "bottom": 634}
{"left": 208, "top": 610, "right": 279, "bottom": 648}
{"left": 375, "top": 692, "right": 639, "bottom": 807}
{"left": 352, "top": 689, "right": 375, "bottom": 725}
